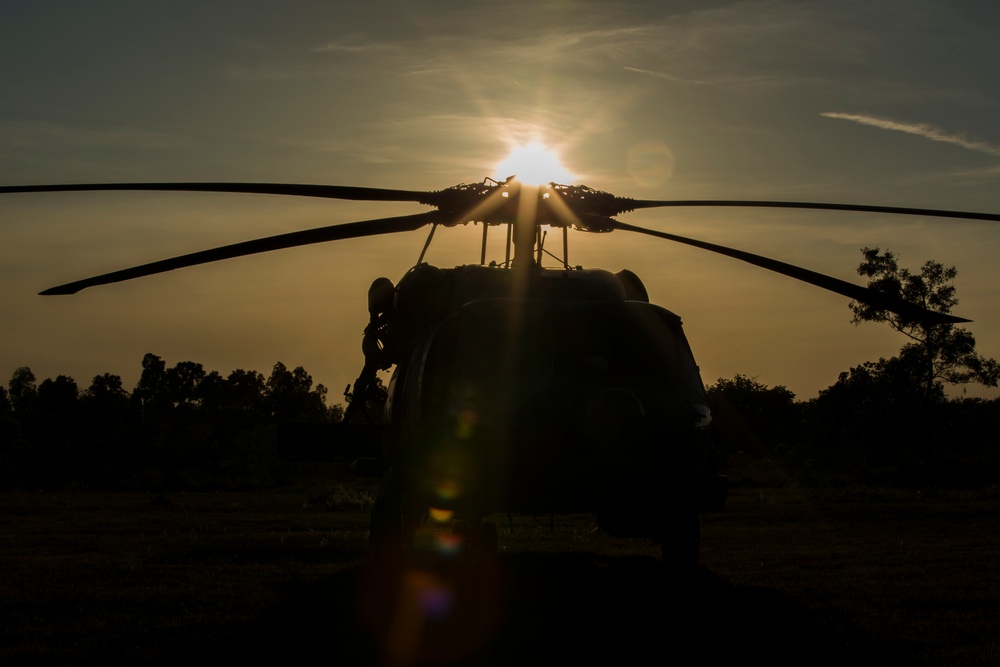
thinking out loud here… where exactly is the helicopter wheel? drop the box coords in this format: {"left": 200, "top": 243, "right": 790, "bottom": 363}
{"left": 661, "top": 510, "right": 700, "bottom": 572}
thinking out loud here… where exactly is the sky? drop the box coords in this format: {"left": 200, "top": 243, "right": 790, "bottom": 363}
{"left": 2, "top": 0, "right": 999, "bottom": 402}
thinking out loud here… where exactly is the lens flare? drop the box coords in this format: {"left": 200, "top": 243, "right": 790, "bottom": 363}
{"left": 455, "top": 407, "right": 477, "bottom": 439}
{"left": 418, "top": 583, "right": 454, "bottom": 620}
{"left": 627, "top": 140, "right": 675, "bottom": 187}
{"left": 436, "top": 479, "right": 461, "bottom": 501}
{"left": 435, "top": 532, "right": 464, "bottom": 556}
{"left": 429, "top": 507, "right": 454, "bottom": 522}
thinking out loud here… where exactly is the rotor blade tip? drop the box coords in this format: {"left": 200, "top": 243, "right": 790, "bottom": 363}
{"left": 39, "top": 286, "right": 77, "bottom": 296}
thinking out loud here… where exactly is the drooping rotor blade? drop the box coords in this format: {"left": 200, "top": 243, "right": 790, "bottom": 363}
{"left": 0, "top": 182, "right": 435, "bottom": 204}
{"left": 41, "top": 211, "right": 443, "bottom": 295}
{"left": 611, "top": 218, "right": 969, "bottom": 325}
{"left": 623, "top": 199, "right": 1000, "bottom": 222}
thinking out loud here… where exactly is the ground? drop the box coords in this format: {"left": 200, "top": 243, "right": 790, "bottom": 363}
{"left": 2, "top": 486, "right": 998, "bottom": 665}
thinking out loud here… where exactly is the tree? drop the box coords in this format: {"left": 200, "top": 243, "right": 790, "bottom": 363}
{"left": 81, "top": 373, "right": 137, "bottom": 484}
{"left": 0, "top": 386, "right": 10, "bottom": 417}
{"left": 265, "top": 362, "right": 328, "bottom": 422}
{"left": 86, "top": 373, "right": 129, "bottom": 402}
{"left": 36, "top": 375, "right": 80, "bottom": 424}
{"left": 0, "top": 386, "right": 11, "bottom": 424}
{"left": 850, "top": 247, "right": 999, "bottom": 399}
{"left": 8, "top": 366, "right": 38, "bottom": 419}
{"left": 164, "top": 360, "right": 206, "bottom": 408}
{"left": 35, "top": 375, "right": 81, "bottom": 484}
{"left": 803, "top": 355, "right": 929, "bottom": 475}
{"left": 706, "top": 375, "right": 798, "bottom": 456}
{"left": 133, "top": 353, "right": 168, "bottom": 416}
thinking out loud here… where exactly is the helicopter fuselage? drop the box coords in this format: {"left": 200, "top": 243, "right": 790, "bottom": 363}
{"left": 371, "top": 263, "right": 724, "bottom": 543}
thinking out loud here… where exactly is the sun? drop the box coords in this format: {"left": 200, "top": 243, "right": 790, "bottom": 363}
{"left": 494, "top": 142, "right": 576, "bottom": 186}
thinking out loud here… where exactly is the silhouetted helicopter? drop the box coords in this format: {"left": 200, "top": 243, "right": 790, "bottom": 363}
{"left": 2, "top": 177, "right": 994, "bottom": 567}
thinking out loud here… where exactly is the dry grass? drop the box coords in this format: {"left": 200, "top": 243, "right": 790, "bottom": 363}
{"left": 1, "top": 487, "right": 998, "bottom": 665}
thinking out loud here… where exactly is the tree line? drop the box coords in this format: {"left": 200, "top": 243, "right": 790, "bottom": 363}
{"left": 708, "top": 372, "right": 1000, "bottom": 487}
{"left": 709, "top": 248, "right": 999, "bottom": 488}
{"left": 0, "top": 353, "right": 340, "bottom": 490}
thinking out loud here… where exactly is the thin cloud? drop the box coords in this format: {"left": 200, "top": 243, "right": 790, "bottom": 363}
{"left": 821, "top": 112, "right": 1000, "bottom": 157}
{"left": 623, "top": 66, "right": 717, "bottom": 87}
{"left": 312, "top": 35, "right": 401, "bottom": 54}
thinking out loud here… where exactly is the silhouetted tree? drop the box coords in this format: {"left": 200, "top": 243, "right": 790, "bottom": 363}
{"left": 36, "top": 375, "right": 80, "bottom": 427}
{"left": 706, "top": 374, "right": 798, "bottom": 457}
{"left": 81, "top": 373, "right": 137, "bottom": 485}
{"left": 0, "top": 385, "right": 13, "bottom": 438}
{"left": 165, "top": 360, "right": 206, "bottom": 408}
{"left": 6, "top": 367, "right": 40, "bottom": 475}
{"left": 783, "top": 249, "right": 1000, "bottom": 484}
{"left": 936, "top": 397, "right": 1000, "bottom": 485}
{"left": 801, "top": 352, "right": 1000, "bottom": 485}
{"left": 217, "top": 369, "right": 267, "bottom": 416}
{"left": 0, "top": 386, "right": 11, "bottom": 417}
{"left": 265, "top": 362, "right": 329, "bottom": 423}
{"left": 134, "top": 353, "right": 169, "bottom": 418}
{"left": 802, "top": 356, "right": 926, "bottom": 475}
{"left": 131, "top": 354, "right": 210, "bottom": 482}
{"left": 8, "top": 366, "right": 38, "bottom": 421}
{"left": 0, "top": 384, "right": 22, "bottom": 486}
{"left": 850, "top": 247, "right": 999, "bottom": 399}
{"left": 196, "top": 368, "right": 270, "bottom": 480}
{"left": 34, "top": 375, "right": 81, "bottom": 485}
{"left": 0, "top": 355, "right": 347, "bottom": 490}
{"left": 86, "top": 373, "right": 129, "bottom": 402}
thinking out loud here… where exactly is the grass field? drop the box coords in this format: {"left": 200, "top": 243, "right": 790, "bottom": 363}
{"left": 2, "top": 484, "right": 998, "bottom": 665}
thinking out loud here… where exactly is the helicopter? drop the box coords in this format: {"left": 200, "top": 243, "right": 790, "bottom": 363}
{"left": 2, "top": 176, "right": 994, "bottom": 567}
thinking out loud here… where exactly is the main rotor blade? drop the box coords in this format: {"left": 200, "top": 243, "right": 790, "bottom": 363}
{"left": 41, "top": 211, "right": 442, "bottom": 295}
{"left": 0, "top": 182, "right": 434, "bottom": 203}
{"left": 625, "top": 199, "right": 1000, "bottom": 222}
{"left": 612, "top": 219, "right": 969, "bottom": 325}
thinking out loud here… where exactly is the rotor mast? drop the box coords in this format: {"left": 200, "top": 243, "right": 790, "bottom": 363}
{"left": 512, "top": 183, "right": 541, "bottom": 268}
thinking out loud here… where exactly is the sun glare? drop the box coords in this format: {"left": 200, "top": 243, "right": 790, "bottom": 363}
{"left": 494, "top": 142, "right": 575, "bottom": 186}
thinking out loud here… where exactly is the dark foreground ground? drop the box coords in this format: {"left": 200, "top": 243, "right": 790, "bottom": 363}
{"left": 2, "top": 485, "right": 998, "bottom": 666}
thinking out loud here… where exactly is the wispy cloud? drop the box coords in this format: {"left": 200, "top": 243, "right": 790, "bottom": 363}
{"left": 623, "top": 66, "right": 717, "bottom": 87}
{"left": 312, "top": 34, "right": 401, "bottom": 54}
{"left": 821, "top": 112, "right": 1000, "bottom": 157}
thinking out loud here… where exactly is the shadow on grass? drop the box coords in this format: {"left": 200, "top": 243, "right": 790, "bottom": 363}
{"left": 168, "top": 551, "right": 902, "bottom": 666}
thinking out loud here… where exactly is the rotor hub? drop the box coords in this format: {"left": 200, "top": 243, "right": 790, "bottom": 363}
{"left": 425, "top": 178, "right": 632, "bottom": 231}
